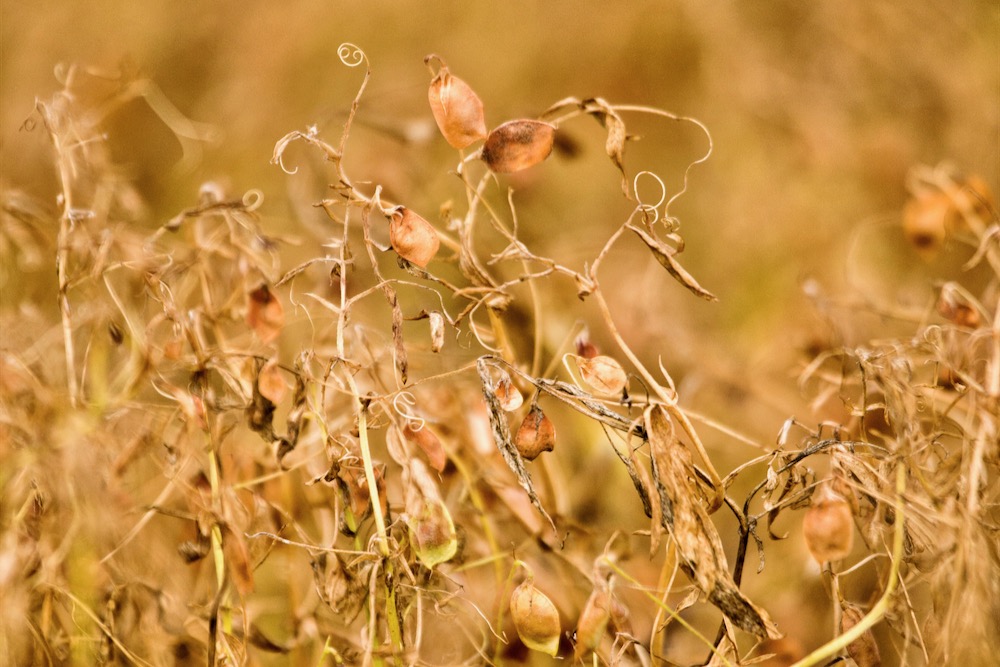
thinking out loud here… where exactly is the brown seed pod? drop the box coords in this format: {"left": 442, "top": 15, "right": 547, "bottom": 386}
{"left": 407, "top": 497, "right": 458, "bottom": 569}
{"left": 802, "top": 484, "right": 855, "bottom": 563}
{"left": 573, "top": 587, "right": 611, "bottom": 658}
{"left": 840, "top": 603, "right": 881, "bottom": 667}
{"left": 247, "top": 284, "right": 284, "bottom": 344}
{"left": 576, "top": 355, "right": 627, "bottom": 397}
{"left": 494, "top": 372, "right": 523, "bottom": 411}
{"left": 388, "top": 206, "right": 440, "bottom": 267}
{"left": 481, "top": 119, "right": 556, "bottom": 173}
{"left": 426, "top": 56, "right": 487, "bottom": 149}
{"left": 510, "top": 579, "right": 561, "bottom": 656}
{"left": 514, "top": 404, "right": 556, "bottom": 460}
{"left": 902, "top": 190, "right": 950, "bottom": 257}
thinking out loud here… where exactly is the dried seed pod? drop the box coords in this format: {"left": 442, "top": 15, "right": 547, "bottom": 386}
{"left": 481, "top": 119, "right": 556, "bottom": 173}
{"left": 803, "top": 484, "right": 854, "bottom": 563}
{"left": 576, "top": 355, "right": 627, "bottom": 397}
{"left": 403, "top": 423, "right": 447, "bottom": 473}
{"left": 388, "top": 206, "right": 440, "bottom": 267}
{"left": 902, "top": 191, "right": 951, "bottom": 257}
{"left": 426, "top": 57, "right": 487, "bottom": 149}
{"left": 407, "top": 497, "right": 458, "bottom": 569}
{"left": 495, "top": 372, "right": 523, "bottom": 411}
{"left": 514, "top": 404, "right": 556, "bottom": 460}
{"left": 428, "top": 311, "right": 445, "bottom": 353}
{"left": 257, "top": 359, "right": 288, "bottom": 404}
{"left": 574, "top": 587, "right": 612, "bottom": 658}
{"left": 575, "top": 329, "right": 600, "bottom": 359}
{"left": 247, "top": 284, "right": 284, "bottom": 344}
{"left": 510, "top": 579, "right": 561, "bottom": 656}
{"left": 840, "top": 603, "right": 881, "bottom": 667}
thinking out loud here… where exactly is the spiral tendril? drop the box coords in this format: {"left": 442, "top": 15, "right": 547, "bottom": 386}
{"left": 337, "top": 43, "right": 366, "bottom": 68}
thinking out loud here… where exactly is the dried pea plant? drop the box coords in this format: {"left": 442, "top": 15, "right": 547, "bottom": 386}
{"left": 2, "top": 46, "right": 997, "bottom": 667}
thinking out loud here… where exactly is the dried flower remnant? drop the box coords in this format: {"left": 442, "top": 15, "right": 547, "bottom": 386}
{"left": 388, "top": 206, "right": 440, "bottom": 267}
{"left": 426, "top": 55, "right": 487, "bottom": 149}
{"left": 481, "top": 119, "right": 556, "bottom": 173}
{"left": 510, "top": 578, "right": 562, "bottom": 656}
{"left": 514, "top": 404, "right": 556, "bottom": 460}
{"left": 802, "top": 484, "right": 855, "bottom": 563}
{"left": 247, "top": 284, "right": 284, "bottom": 344}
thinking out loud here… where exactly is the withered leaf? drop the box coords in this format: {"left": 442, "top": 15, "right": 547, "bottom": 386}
{"left": 247, "top": 284, "right": 285, "bottom": 344}
{"left": 481, "top": 119, "right": 556, "bottom": 174}
{"left": 476, "top": 357, "right": 556, "bottom": 537}
{"left": 630, "top": 225, "right": 718, "bottom": 301}
{"left": 646, "top": 406, "right": 779, "bottom": 639}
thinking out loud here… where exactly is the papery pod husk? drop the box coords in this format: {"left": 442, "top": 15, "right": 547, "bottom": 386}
{"left": 802, "top": 484, "right": 854, "bottom": 563}
{"left": 514, "top": 404, "right": 556, "bottom": 461}
{"left": 407, "top": 496, "right": 458, "bottom": 569}
{"left": 902, "top": 191, "right": 950, "bottom": 258}
{"left": 388, "top": 207, "right": 440, "bottom": 268}
{"left": 481, "top": 119, "right": 556, "bottom": 173}
{"left": 510, "top": 579, "right": 561, "bottom": 656}
{"left": 577, "top": 354, "right": 627, "bottom": 397}
{"left": 427, "top": 57, "right": 487, "bottom": 149}
{"left": 840, "top": 603, "right": 881, "bottom": 667}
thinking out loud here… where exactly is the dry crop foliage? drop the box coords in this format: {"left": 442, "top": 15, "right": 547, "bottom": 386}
{"left": 1, "top": 45, "right": 998, "bottom": 667}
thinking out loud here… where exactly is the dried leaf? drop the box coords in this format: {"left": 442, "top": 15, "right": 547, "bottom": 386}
{"left": 221, "top": 525, "right": 254, "bottom": 596}
{"left": 426, "top": 57, "right": 488, "bottom": 149}
{"left": 247, "top": 284, "right": 284, "bottom": 343}
{"left": 481, "top": 119, "right": 556, "bottom": 173}
{"left": 630, "top": 226, "right": 718, "bottom": 301}
{"left": 840, "top": 603, "right": 881, "bottom": 667}
{"left": 476, "top": 357, "right": 556, "bottom": 536}
{"left": 646, "top": 406, "right": 779, "bottom": 639}
{"left": 388, "top": 206, "right": 440, "bottom": 268}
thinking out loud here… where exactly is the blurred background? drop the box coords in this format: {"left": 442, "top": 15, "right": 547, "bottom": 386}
{"left": 4, "top": 0, "right": 996, "bottom": 366}
{"left": 2, "top": 1, "right": 997, "bottom": 663}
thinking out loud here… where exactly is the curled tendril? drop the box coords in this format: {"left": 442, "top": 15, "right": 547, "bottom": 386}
{"left": 242, "top": 189, "right": 264, "bottom": 212}
{"left": 338, "top": 43, "right": 367, "bottom": 68}
{"left": 633, "top": 171, "right": 666, "bottom": 225}
{"left": 392, "top": 391, "right": 426, "bottom": 431}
